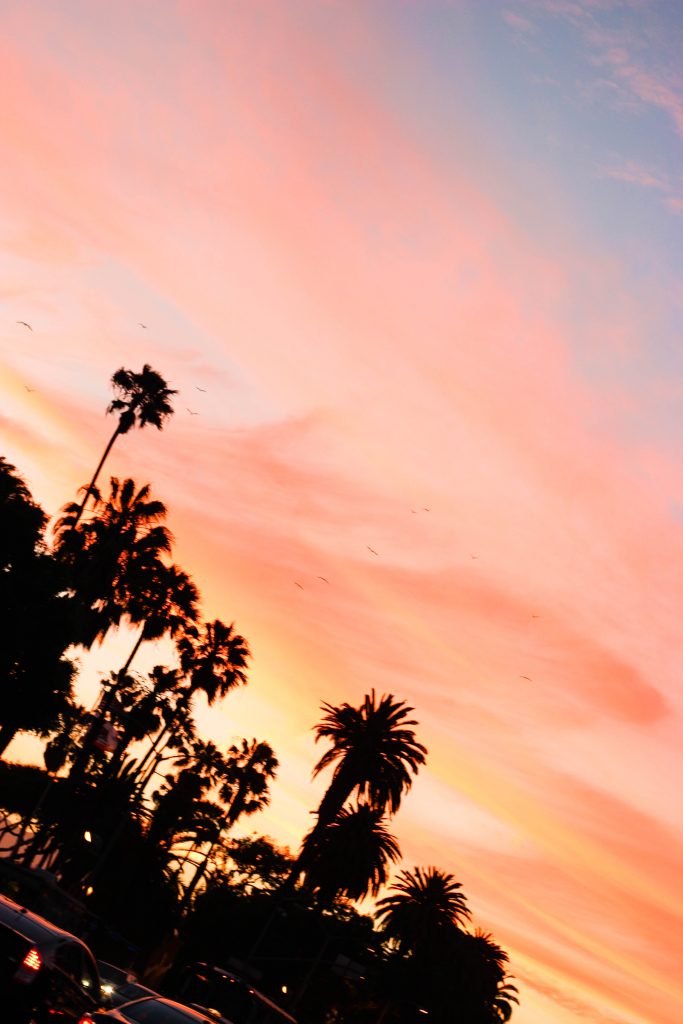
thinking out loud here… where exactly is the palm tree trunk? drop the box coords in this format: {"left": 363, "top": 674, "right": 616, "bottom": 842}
{"left": 281, "top": 767, "right": 356, "bottom": 892}
{"left": 9, "top": 775, "right": 54, "bottom": 860}
{"left": 133, "top": 686, "right": 193, "bottom": 793}
{"left": 69, "top": 626, "right": 146, "bottom": 781}
{"left": 133, "top": 722, "right": 170, "bottom": 784}
{"left": 178, "top": 837, "right": 217, "bottom": 911}
{"left": 72, "top": 422, "right": 121, "bottom": 528}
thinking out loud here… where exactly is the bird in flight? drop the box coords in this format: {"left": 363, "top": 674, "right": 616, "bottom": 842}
{"left": 294, "top": 582, "right": 304, "bottom": 590}
{"left": 24, "top": 386, "right": 35, "bottom": 393}
{"left": 367, "top": 546, "right": 379, "bottom": 555}
{"left": 138, "top": 323, "right": 147, "bottom": 329}
{"left": 519, "top": 675, "right": 532, "bottom": 682}
{"left": 317, "top": 576, "right": 330, "bottom": 584}
{"left": 532, "top": 614, "right": 540, "bottom": 619}
{"left": 186, "top": 408, "right": 199, "bottom": 415}
{"left": 195, "top": 386, "right": 207, "bottom": 393}
{"left": 423, "top": 507, "right": 430, "bottom": 511}
{"left": 16, "top": 321, "right": 32, "bottom": 331}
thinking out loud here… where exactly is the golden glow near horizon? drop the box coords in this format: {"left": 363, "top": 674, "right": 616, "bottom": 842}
{"left": 1, "top": 2, "right": 682, "bottom": 1022}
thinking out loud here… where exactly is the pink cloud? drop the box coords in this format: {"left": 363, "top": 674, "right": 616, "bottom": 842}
{"left": 0, "top": 4, "right": 681, "bottom": 1023}
{"left": 600, "top": 160, "right": 668, "bottom": 190}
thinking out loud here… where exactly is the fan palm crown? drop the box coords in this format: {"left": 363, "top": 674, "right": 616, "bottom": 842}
{"left": 303, "top": 803, "right": 401, "bottom": 903}
{"left": 177, "top": 619, "right": 251, "bottom": 704}
{"left": 219, "top": 739, "right": 279, "bottom": 827}
{"left": 375, "top": 866, "right": 471, "bottom": 952}
{"left": 313, "top": 690, "right": 427, "bottom": 826}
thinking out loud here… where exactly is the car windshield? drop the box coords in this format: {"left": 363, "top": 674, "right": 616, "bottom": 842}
{"left": 120, "top": 998, "right": 209, "bottom": 1023}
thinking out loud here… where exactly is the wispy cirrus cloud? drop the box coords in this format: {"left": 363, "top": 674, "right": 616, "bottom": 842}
{"left": 599, "top": 159, "right": 669, "bottom": 191}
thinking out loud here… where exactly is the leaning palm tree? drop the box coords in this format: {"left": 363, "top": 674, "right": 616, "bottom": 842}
{"left": 131, "top": 620, "right": 250, "bottom": 796}
{"left": 69, "top": 559, "right": 199, "bottom": 783}
{"left": 107, "top": 666, "right": 179, "bottom": 772}
{"left": 73, "top": 364, "right": 177, "bottom": 527}
{"left": 302, "top": 803, "right": 401, "bottom": 904}
{"left": 375, "top": 866, "right": 471, "bottom": 953}
{"left": 284, "top": 691, "right": 426, "bottom": 889}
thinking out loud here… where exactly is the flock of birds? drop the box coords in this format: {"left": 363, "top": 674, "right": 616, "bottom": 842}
{"left": 13, "top": 317, "right": 539, "bottom": 682}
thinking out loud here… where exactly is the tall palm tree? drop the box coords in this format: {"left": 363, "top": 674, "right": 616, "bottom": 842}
{"left": 107, "top": 666, "right": 179, "bottom": 771}
{"left": 284, "top": 691, "right": 426, "bottom": 889}
{"left": 73, "top": 364, "right": 176, "bottom": 527}
{"left": 312, "top": 691, "right": 427, "bottom": 827}
{"left": 54, "top": 477, "right": 173, "bottom": 647}
{"left": 302, "top": 804, "right": 400, "bottom": 904}
{"left": 375, "top": 866, "right": 471, "bottom": 953}
{"left": 177, "top": 619, "right": 251, "bottom": 704}
{"left": 218, "top": 739, "right": 279, "bottom": 828}
{"left": 131, "top": 619, "right": 250, "bottom": 796}
{"left": 70, "top": 563, "right": 198, "bottom": 783}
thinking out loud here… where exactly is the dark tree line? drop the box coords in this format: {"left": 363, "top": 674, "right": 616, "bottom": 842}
{"left": 0, "top": 365, "right": 517, "bottom": 1023}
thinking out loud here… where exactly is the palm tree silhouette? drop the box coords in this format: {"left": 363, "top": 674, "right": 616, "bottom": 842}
{"left": 285, "top": 691, "right": 426, "bottom": 889}
{"left": 312, "top": 691, "right": 427, "bottom": 825}
{"left": 107, "top": 666, "right": 179, "bottom": 771}
{"left": 302, "top": 803, "right": 401, "bottom": 903}
{"left": 72, "top": 365, "right": 176, "bottom": 528}
{"left": 375, "top": 866, "right": 471, "bottom": 953}
{"left": 153, "top": 619, "right": 251, "bottom": 764}
{"left": 135, "top": 621, "right": 250, "bottom": 793}
{"left": 181, "top": 738, "right": 278, "bottom": 905}
{"left": 57, "top": 479, "right": 198, "bottom": 782}
{"left": 456, "top": 930, "right": 519, "bottom": 1022}
{"left": 177, "top": 619, "right": 251, "bottom": 704}
{"left": 54, "top": 477, "right": 173, "bottom": 647}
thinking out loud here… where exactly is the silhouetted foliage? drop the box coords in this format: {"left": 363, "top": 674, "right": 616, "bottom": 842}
{"left": 0, "top": 459, "right": 76, "bottom": 756}
{"left": 0, "top": 404, "right": 518, "bottom": 1023}
{"left": 73, "top": 363, "right": 177, "bottom": 527}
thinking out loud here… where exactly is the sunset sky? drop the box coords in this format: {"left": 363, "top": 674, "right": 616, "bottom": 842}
{"left": 1, "top": 1, "right": 682, "bottom": 1021}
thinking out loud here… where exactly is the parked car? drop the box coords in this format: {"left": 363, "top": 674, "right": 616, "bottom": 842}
{"left": 106, "top": 980, "right": 161, "bottom": 1008}
{"left": 172, "top": 964, "right": 296, "bottom": 1024}
{"left": 81, "top": 995, "right": 227, "bottom": 1022}
{"left": 0, "top": 891, "right": 102, "bottom": 1023}
{"left": 97, "top": 960, "right": 148, "bottom": 1005}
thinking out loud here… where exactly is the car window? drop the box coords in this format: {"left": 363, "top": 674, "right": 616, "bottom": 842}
{"left": 55, "top": 942, "right": 83, "bottom": 984}
{"left": 121, "top": 999, "right": 209, "bottom": 1023}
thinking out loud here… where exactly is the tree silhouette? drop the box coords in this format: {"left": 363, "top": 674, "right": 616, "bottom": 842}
{"left": 177, "top": 619, "right": 251, "bottom": 704}
{"left": 375, "top": 866, "right": 471, "bottom": 953}
{"left": 151, "top": 620, "right": 251, "bottom": 770}
{"left": 0, "top": 459, "right": 76, "bottom": 756}
{"left": 54, "top": 476, "right": 173, "bottom": 647}
{"left": 181, "top": 738, "right": 278, "bottom": 904}
{"left": 285, "top": 691, "right": 426, "bottom": 889}
{"left": 302, "top": 803, "right": 401, "bottom": 903}
{"left": 73, "top": 364, "right": 176, "bottom": 527}
{"left": 312, "top": 691, "right": 427, "bottom": 825}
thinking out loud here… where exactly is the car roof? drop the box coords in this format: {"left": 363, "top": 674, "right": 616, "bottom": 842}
{"left": 199, "top": 964, "right": 297, "bottom": 1023}
{"left": 0, "top": 892, "right": 86, "bottom": 950}
{"left": 118, "top": 996, "right": 216, "bottom": 1021}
